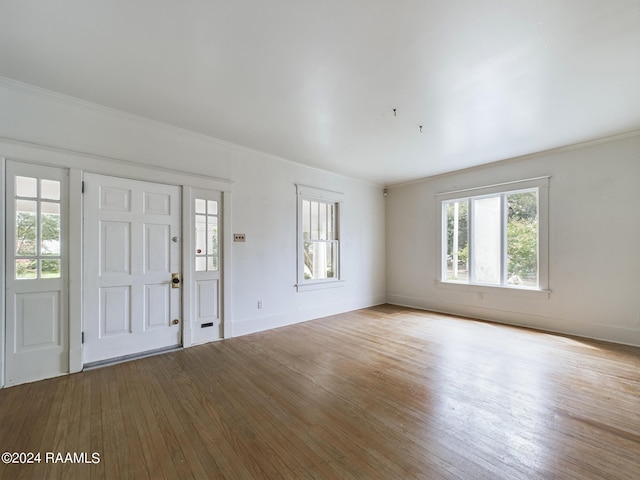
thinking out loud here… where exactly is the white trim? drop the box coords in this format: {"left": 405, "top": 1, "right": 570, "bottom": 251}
{"left": 295, "top": 184, "right": 344, "bottom": 201}
{"left": 181, "top": 187, "right": 194, "bottom": 348}
{"left": 296, "top": 280, "right": 346, "bottom": 292}
{"left": 0, "top": 137, "right": 233, "bottom": 192}
{"left": 222, "top": 191, "right": 233, "bottom": 337}
{"left": 434, "top": 280, "right": 551, "bottom": 299}
{"left": 0, "top": 157, "right": 6, "bottom": 387}
{"left": 436, "top": 176, "right": 550, "bottom": 199}
{"left": 295, "top": 184, "right": 343, "bottom": 292}
{"left": 68, "top": 168, "right": 83, "bottom": 373}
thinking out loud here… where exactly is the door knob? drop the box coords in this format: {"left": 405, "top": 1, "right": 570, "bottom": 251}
{"left": 172, "top": 319, "right": 180, "bottom": 325}
{"left": 171, "top": 273, "right": 180, "bottom": 288}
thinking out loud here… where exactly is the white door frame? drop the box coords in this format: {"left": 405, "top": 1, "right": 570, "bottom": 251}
{"left": 0, "top": 138, "right": 233, "bottom": 387}
{"left": 0, "top": 157, "right": 6, "bottom": 387}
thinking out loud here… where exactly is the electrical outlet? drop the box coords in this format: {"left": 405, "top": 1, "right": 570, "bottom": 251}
{"left": 234, "top": 233, "right": 246, "bottom": 242}
{"left": 257, "top": 300, "right": 263, "bottom": 309}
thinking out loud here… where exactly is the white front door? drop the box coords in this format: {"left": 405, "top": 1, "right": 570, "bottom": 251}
{"left": 83, "top": 174, "right": 182, "bottom": 364}
{"left": 5, "top": 161, "right": 69, "bottom": 386}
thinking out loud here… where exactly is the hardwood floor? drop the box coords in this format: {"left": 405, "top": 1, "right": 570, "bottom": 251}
{"left": 1, "top": 305, "right": 639, "bottom": 479}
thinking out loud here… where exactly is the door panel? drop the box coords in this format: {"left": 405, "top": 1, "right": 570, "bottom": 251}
{"left": 100, "top": 286, "right": 130, "bottom": 336}
{"left": 84, "top": 174, "right": 181, "bottom": 364}
{"left": 16, "top": 291, "right": 60, "bottom": 349}
{"left": 145, "top": 284, "right": 170, "bottom": 328}
{"left": 5, "top": 161, "right": 69, "bottom": 386}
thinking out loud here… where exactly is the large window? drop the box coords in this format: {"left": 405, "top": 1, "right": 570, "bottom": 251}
{"left": 296, "top": 185, "right": 342, "bottom": 291}
{"left": 439, "top": 177, "right": 548, "bottom": 291}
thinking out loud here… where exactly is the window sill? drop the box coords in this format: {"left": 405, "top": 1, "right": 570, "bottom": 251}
{"left": 296, "top": 280, "right": 344, "bottom": 292}
{"left": 435, "top": 280, "right": 551, "bottom": 299}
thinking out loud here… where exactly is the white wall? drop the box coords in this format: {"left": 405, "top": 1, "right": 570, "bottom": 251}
{"left": 387, "top": 133, "right": 640, "bottom": 347}
{"left": 0, "top": 79, "right": 386, "bottom": 339}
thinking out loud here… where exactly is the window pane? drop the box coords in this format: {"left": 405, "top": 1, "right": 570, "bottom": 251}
{"left": 207, "top": 256, "right": 218, "bottom": 271}
{"left": 195, "top": 214, "right": 206, "bottom": 254}
{"left": 195, "top": 198, "right": 206, "bottom": 214}
{"left": 310, "top": 201, "right": 319, "bottom": 240}
{"left": 41, "top": 259, "right": 61, "bottom": 278}
{"left": 319, "top": 203, "right": 327, "bottom": 240}
{"left": 207, "top": 200, "right": 218, "bottom": 215}
{"left": 325, "top": 242, "right": 336, "bottom": 278}
{"left": 304, "top": 241, "right": 335, "bottom": 280}
{"left": 445, "top": 200, "right": 469, "bottom": 282}
{"left": 302, "top": 200, "right": 311, "bottom": 240}
{"left": 16, "top": 199, "right": 37, "bottom": 213}
{"left": 16, "top": 259, "right": 38, "bottom": 279}
{"left": 207, "top": 216, "right": 218, "bottom": 255}
{"left": 327, "top": 204, "right": 335, "bottom": 240}
{"left": 472, "top": 196, "right": 501, "bottom": 284}
{"left": 507, "top": 191, "right": 538, "bottom": 287}
{"left": 41, "top": 203, "right": 61, "bottom": 256}
{"left": 16, "top": 176, "right": 37, "bottom": 198}
{"left": 41, "top": 179, "right": 60, "bottom": 200}
{"left": 16, "top": 201, "right": 37, "bottom": 256}
{"left": 195, "top": 256, "right": 206, "bottom": 272}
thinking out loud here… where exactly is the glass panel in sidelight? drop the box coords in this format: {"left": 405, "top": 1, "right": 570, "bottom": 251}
{"left": 195, "top": 256, "right": 206, "bottom": 272}
{"left": 16, "top": 176, "right": 37, "bottom": 198}
{"left": 41, "top": 202, "right": 61, "bottom": 256}
{"left": 41, "top": 179, "right": 61, "bottom": 200}
{"left": 41, "top": 259, "right": 61, "bottom": 278}
{"left": 16, "top": 200, "right": 37, "bottom": 256}
{"left": 16, "top": 259, "right": 38, "bottom": 279}
{"left": 195, "top": 214, "right": 207, "bottom": 255}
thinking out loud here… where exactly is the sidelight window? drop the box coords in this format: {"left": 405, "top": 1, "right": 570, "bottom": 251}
{"left": 14, "top": 176, "right": 62, "bottom": 279}
{"left": 195, "top": 198, "right": 219, "bottom": 272}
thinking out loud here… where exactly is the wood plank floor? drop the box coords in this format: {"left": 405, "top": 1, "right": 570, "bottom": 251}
{"left": 1, "top": 305, "right": 639, "bottom": 479}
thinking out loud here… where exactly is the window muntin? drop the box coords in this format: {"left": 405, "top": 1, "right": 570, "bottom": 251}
{"left": 441, "top": 183, "right": 543, "bottom": 290}
{"left": 296, "top": 185, "right": 342, "bottom": 289}
{"left": 195, "top": 198, "right": 219, "bottom": 272}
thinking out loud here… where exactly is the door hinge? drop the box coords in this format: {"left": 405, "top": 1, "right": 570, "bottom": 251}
{"left": 81, "top": 181, "right": 85, "bottom": 193}
{"left": 81, "top": 332, "right": 84, "bottom": 344}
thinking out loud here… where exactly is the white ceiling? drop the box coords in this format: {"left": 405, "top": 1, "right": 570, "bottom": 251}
{"left": 1, "top": 1, "right": 639, "bottom": 185}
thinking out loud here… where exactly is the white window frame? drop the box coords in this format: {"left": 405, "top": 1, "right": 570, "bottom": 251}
{"left": 436, "top": 176, "right": 550, "bottom": 297}
{"left": 296, "top": 184, "right": 343, "bottom": 292}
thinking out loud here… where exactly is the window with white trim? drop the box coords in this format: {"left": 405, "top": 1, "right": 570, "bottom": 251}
{"left": 438, "top": 177, "right": 549, "bottom": 291}
{"left": 194, "top": 198, "right": 219, "bottom": 272}
{"left": 296, "top": 185, "right": 342, "bottom": 291}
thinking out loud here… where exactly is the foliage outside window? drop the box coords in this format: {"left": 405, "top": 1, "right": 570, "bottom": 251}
{"left": 439, "top": 177, "right": 549, "bottom": 291}
{"left": 296, "top": 185, "right": 342, "bottom": 291}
